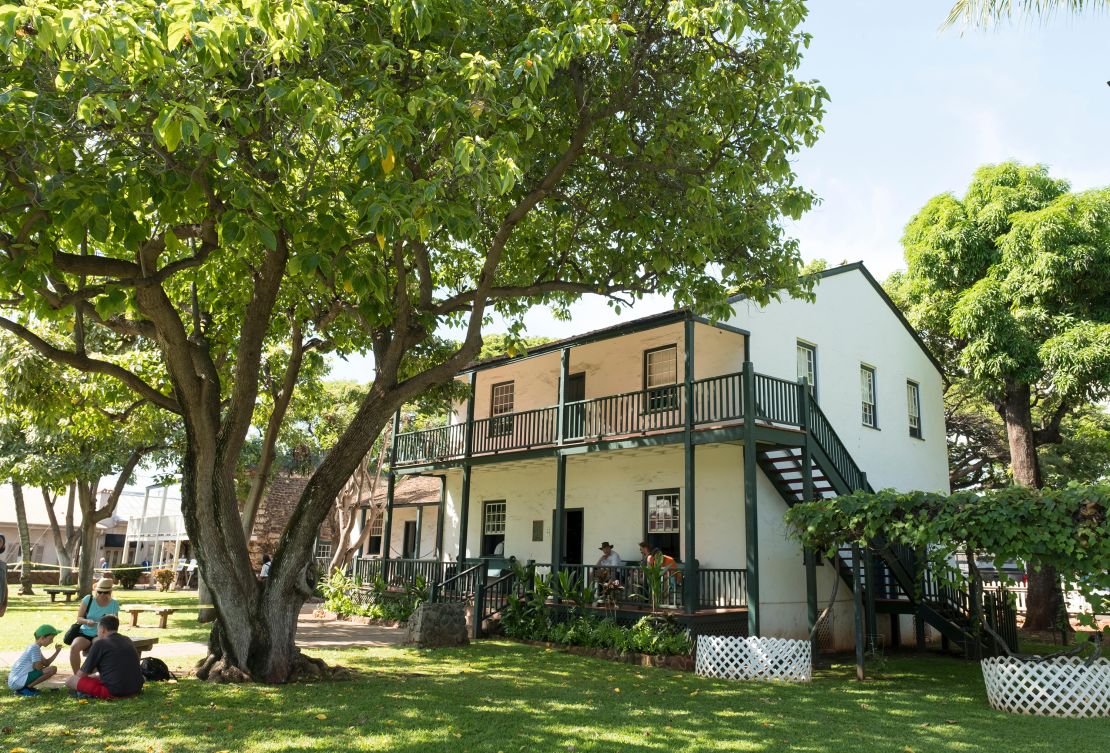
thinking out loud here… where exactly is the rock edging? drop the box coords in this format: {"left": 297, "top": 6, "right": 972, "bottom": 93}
{"left": 512, "top": 638, "right": 694, "bottom": 671}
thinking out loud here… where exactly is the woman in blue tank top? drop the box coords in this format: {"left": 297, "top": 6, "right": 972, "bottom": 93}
{"left": 69, "top": 577, "right": 120, "bottom": 672}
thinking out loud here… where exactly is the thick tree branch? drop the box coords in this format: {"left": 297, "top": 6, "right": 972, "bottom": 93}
{"left": 0, "top": 314, "right": 180, "bottom": 413}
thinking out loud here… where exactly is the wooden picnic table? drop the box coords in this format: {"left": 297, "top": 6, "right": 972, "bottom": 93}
{"left": 45, "top": 587, "right": 78, "bottom": 603}
{"left": 120, "top": 604, "right": 177, "bottom": 629}
{"left": 81, "top": 636, "right": 159, "bottom": 658}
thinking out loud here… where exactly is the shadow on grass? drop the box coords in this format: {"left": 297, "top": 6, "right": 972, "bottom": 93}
{"left": 1, "top": 640, "right": 1106, "bottom": 753}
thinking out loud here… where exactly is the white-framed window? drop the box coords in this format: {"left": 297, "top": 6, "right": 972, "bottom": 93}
{"left": 482, "top": 500, "right": 506, "bottom": 556}
{"left": 644, "top": 489, "right": 680, "bottom": 558}
{"left": 797, "top": 341, "right": 817, "bottom": 395}
{"left": 314, "top": 540, "right": 333, "bottom": 560}
{"left": 490, "top": 381, "right": 515, "bottom": 437}
{"left": 644, "top": 345, "right": 678, "bottom": 411}
{"left": 907, "top": 381, "right": 922, "bottom": 439}
{"left": 366, "top": 513, "right": 384, "bottom": 556}
{"left": 860, "top": 365, "right": 877, "bottom": 428}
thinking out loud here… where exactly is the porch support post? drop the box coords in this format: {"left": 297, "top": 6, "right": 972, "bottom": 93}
{"left": 435, "top": 476, "right": 446, "bottom": 560}
{"left": 742, "top": 360, "right": 759, "bottom": 636}
{"left": 552, "top": 453, "right": 567, "bottom": 572}
{"left": 381, "top": 411, "right": 401, "bottom": 560}
{"left": 852, "top": 543, "right": 866, "bottom": 681}
{"left": 414, "top": 505, "right": 423, "bottom": 559}
{"left": 864, "top": 552, "right": 877, "bottom": 651}
{"left": 458, "top": 371, "right": 477, "bottom": 563}
{"left": 799, "top": 377, "right": 818, "bottom": 653}
{"left": 683, "top": 316, "right": 698, "bottom": 613}
{"left": 557, "top": 347, "right": 570, "bottom": 443}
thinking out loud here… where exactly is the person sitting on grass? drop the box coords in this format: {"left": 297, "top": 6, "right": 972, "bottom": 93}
{"left": 8, "top": 624, "right": 62, "bottom": 696}
{"left": 64, "top": 614, "right": 144, "bottom": 700}
{"left": 68, "top": 577, "right": 120, "bottom": 673}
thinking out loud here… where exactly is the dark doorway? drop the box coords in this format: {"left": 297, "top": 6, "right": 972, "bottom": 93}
{"left": 554, "top": 508, "right": 585, "bottom": 565}
{"left": 402, "top": 520, "right": 418, "bottom": 559}
{"left": 563, "top": 372, "right": 586, "bottom": 439}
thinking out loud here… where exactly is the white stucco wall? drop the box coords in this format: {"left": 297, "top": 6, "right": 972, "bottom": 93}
{"left": 728, "top": 268, "right": 949, "bottom": 494}
{"left": 385, "top": 506, "right": 440, "bottom": 560}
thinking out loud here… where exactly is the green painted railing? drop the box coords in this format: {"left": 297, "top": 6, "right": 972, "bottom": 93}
{"left": 805, "top": 397, "right": 868, "bottom": 492}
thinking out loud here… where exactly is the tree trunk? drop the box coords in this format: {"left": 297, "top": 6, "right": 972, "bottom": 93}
{"left": 12, "top": 483, "right": 35, "bottom": 595}
{"left": 43, "top": 486, "right": 77, "bottom": 586}
{"left": 1000, "top": 381, "right": 1063, "bottom": 631}
{"left": 75, "top": 480, "right": 101, "bottom": 596}
{"left": 61, "top": 483, "right": 79, "bottom": 586}
{"left": 186, "top": 392, "right": 398, "bottom": 683}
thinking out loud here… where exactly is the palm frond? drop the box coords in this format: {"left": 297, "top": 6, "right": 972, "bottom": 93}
{"left": 945, "top": 0, "right": 1109, "bottom": 28}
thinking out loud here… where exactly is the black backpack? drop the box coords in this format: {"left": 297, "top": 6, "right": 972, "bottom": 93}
{"left": 139, "top": 657, "right": 175, "bottom": 682}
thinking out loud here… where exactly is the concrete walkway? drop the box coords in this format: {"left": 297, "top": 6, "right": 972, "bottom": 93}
{"left": 1, "top": 604, "right": 404, "bottom": 685}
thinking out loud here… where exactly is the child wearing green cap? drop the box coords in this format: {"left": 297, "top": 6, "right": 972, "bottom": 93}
{"left": 7, "top": 625, "right": 62, "bottom": 696}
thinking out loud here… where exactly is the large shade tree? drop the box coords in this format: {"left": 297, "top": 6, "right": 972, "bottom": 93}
{"left": 888, "top": 163, "right": 1110, "bottom": 629}
{"left": 0, "top": 0, "right": 826, "bottom": 681}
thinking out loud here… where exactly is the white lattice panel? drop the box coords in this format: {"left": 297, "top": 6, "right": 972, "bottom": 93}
{"left": 981, "top": 657, "right": 1110, "bottom": 718}
{"left": 695, "top": 636, "right": 812, "bottom": 683}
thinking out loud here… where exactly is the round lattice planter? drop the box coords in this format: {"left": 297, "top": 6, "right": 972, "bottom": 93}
{"left": 981, "top": 656, "right": 1110, "bottom": 718}
{"left": 695, "top": 636, "right": 811, "bottom": 683}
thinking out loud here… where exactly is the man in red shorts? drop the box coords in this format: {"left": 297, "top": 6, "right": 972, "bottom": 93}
{"left": 65, "top": 614, "right": 144, "bottom": 699}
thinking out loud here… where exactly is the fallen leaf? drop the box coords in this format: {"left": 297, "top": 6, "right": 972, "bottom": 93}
{"left": 316, "top": 713, "right": 327, "bottom": 720}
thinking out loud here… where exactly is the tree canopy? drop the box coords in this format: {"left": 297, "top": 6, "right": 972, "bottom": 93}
{"left": 0, "top": 0, "right": 826, "bottom": 681}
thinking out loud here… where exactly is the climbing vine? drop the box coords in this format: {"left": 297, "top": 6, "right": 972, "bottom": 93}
{"left": 784, "top": 483, "right": 1110, "bottom": 632}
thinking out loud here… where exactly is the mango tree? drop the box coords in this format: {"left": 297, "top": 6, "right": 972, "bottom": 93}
{"left": 0, "top": 0, "right": 826, "bottom": 681}
{"left": 887, "top": 163, "right": 1110, "bottom": 629}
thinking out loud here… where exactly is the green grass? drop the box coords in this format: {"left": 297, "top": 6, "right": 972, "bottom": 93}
{"left": 1, "top": 639, "right": 1106, "bottom": 753}
{"left": 1, "top": 589, "right": 211, "bottom": 651}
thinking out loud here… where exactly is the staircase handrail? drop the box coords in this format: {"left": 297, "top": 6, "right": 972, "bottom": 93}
{"left": 805, "top": 393, "right": 871, "bottom": 493}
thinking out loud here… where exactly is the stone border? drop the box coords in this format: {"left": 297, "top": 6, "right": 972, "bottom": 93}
{"left": 512, "top": 638, "right": 694, "bottom": 671}
{"left": 312, "top": 609, "right": 404, "bottom": 628}
{"left": 981, "top": 656, "right": 1110, "bottom": 717}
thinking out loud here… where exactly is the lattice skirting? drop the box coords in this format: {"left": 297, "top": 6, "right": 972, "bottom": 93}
{"left": 695, "top": 636, "right": 812, "bottom": 683}
{"left": 981, "top": 657, "right": 1110, "bottom": 718}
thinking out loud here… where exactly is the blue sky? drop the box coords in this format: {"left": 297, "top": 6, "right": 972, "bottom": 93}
{"left": 328, "top": 1, "right": 1110, "bottom": 383}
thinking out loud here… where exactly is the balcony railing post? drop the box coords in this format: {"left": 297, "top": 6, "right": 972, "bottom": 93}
{"left": 556, "top": 346, "right": 570, "bottom": 443}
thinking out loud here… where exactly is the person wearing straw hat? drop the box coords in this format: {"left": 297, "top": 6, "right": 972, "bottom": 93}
{"left": 8, "top": 624, "right": 61, "bottom": 696}
{"left": 68, "top": 577, "right": 120, "bottom": 673}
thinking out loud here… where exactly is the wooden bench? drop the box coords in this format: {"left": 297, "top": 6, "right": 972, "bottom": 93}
{"left": 45, "top": 587, "right": 78, "bottom": 603}
{"left": 81, "top": 636, "right": 159, "bottom": 658}
{"left": 120, "top": 605, "right": 177, "bottom": 629}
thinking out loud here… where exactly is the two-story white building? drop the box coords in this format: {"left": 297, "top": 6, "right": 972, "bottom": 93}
{"left": 377, "top": 263, "right": 952, "bottom": 649}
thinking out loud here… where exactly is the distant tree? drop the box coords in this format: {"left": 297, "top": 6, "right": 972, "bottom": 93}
{"left": 888, "top": 162, "right": 1110, "bottom": 629}
{"left": 41, "top": 484, "right": 80, "bottom": 587}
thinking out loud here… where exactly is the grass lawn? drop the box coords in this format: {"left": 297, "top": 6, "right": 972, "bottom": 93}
{"left": 1, "top": 589, "right": 211, "bottom": 651}
{"left": 1, "top": 637, "right": 1106, "bottom": 753}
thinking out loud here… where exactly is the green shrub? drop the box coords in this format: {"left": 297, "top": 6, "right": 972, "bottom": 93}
{"left": 112, "top": 566, "right": 144, "bottom": 589}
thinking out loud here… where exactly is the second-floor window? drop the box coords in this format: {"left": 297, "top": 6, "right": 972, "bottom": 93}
{"left": 644, "top": 345, "right": 678, "bottom": 412}
{"left": 797, "top": 341, "right": 817, "bottom": 395}
{"left": 860, "top": 365, "right": 877, "bottom": 428}
{"left": 490, "top": 381, "right": 515, "bottom": 437}
{"left": 907, "top": 381, "right": 922, "bottom": 439}
{"left": 482, "top": 500, "right": 506, "bottom": 557}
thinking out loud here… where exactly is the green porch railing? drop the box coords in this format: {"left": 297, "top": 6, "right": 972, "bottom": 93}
{"left": 394, "top": 368, "right": 844, "bottom": 467}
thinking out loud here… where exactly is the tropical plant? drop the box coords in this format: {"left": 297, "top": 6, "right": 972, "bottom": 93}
{"left": 945, "top": 0, "right": 1108, "bottom": 27}
{"left": 152, "top": 569, "right": 176, "bottom": 592}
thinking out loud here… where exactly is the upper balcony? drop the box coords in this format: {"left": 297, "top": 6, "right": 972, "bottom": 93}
{"left": 394, "top": 367, "right": 810, "bottom": 466}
